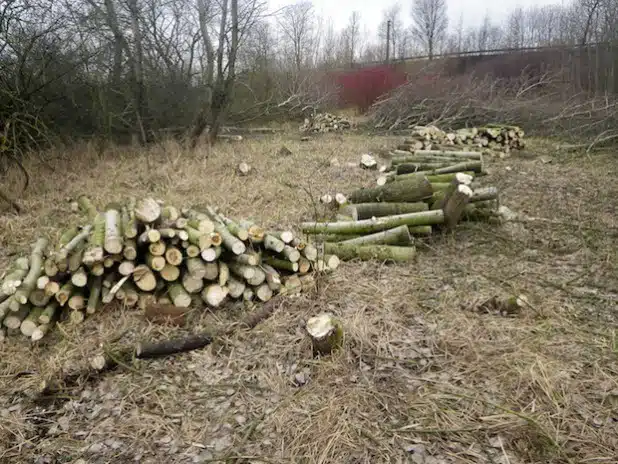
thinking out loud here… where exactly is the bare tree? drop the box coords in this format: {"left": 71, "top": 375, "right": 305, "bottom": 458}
{"left": 277, "top": 1, "right": 315, "bottom": 73}
{"left": 409, "top": 0, "right": 448, "bottom": 59}
{"left": 341, "top": 11, "right": 362, "bottom": 66}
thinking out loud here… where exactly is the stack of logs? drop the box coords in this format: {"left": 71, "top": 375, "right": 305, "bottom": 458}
{"left": 403, "top": 124, "right": 525, "bottom": 154}
{"left": 0, "top": 197, "right": 329, "bottom": 342}
{"left": 300, "top": 113, "right": 352, "bottom": 133}
{"left": 302, "top": 149, "right": 501, "bottom": 262}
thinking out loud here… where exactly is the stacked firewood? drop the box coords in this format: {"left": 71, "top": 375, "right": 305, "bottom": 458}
{"left": 402, "top": 124, "right": 525, "bottom": 153}
{"left": 300, "top": 113, "right": 352, "bottom": 133}
{"left": 302, "top": 150, "right": 500, "bottom": 261}
{"left": 0, "top": 197, "right": 328, "bottom": 342}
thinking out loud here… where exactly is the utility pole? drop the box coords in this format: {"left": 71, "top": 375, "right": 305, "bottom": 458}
{"left": 386, "top": 20, "right": 391, "bottom": 64}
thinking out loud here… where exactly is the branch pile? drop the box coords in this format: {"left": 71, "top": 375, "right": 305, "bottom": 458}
{"left": 300, "top": 113, "right": 352, "bottom": 133}
{"left": 302, "top": 144, "right": 502, "bottom": 262}
{"left": 0, "top": 196, "right": 323, "bottom": 342}
{"left": 400, "top": 124, "right": 525, "bottom": 154}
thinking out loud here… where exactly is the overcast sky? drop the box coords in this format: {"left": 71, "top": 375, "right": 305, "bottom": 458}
{"left": 267, "top": 0, "right": 563, "bottom": 37}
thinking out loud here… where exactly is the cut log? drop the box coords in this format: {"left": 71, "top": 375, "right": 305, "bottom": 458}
{"left": 201, "top": 246, "right": 221, "bottom": 262}
{"left": 226, "top": 276, "right": 246, "bottom": 298}
{"left": 138, "top": 228, "right": 161, "bottom": 245}
{"left": 104, "top": 209, "right": 123, "bottom": 254}
{"left": 161, "top": 205, "right": 180, "bottom": 222}
{"left": 149, "top": 241, "right": 166, "bottom": 256}
{"left": 339, "top": 225, "right": 412, "bottom": 246}
{"left": 165, "top": 246, "right": 183, "bottom": 266}
{"left": 349, "top": 175, "right": 433, "bottom": 203}
{"left": 182, "top": 273, "right": 204, "bottom": 294}
{"left": 301, "top": 210, "right": 444, "bottom": 235}
{"left": 3, "top": 303, "right": 30, "bottom": 329}
{"left": 146, "top": 254, "right": 166, "bottom": 271}
{"left": 231, "top": 252, "right": 260, "bottom": 266}
{"left": 86, "top": 275, "right": 103, "bottom": 314}
{"left": 68, "top": 244, "right": 85, "bottom": 273}
{"left": 261, "top": 264, "right": 282, "bottom": 292}
{"left": 38, "top": 301, "right": 59, "bottom": 324}
{"left": 306, "top": 313, "right": 344, "bottom": 356}
{"left": 160, "top": 264, "right": 180, "bottom": 282}
{"left": 301, "top": 243, "right": 318, "bottom": 261}
{"left": 168, "top": 283, "right": 192, "bottom": 308}
{"left": 340, "top": 202, "right": 428, "bottom": 221}
{"left": 0, "top": 259, "right": 29, "bottom": 298}
{"left": 186, "top": 226, "right": 212, "bottom": 250}
{"left": 416, "top": 160, "right": 484, "bottom": 176}
{"left": 14, "top": 238, "right": 47, "bottom": 304}
{"left": 55, "top": 281, "right": 74, "bottom": 306}
{"left": 118, "top": 261, "right": 135, "bottom": 276}
{"left": 135, "top": 332, "right": 213, "bottom": 359}
{"left": 471, "top": 186, "right": 499, "bottom": 203}
{"left": 255, "top": 284, "right": 273, "bottom": 302}
{"left": 158, "top": 228, "right": 176, "bottom": 239}
{"left": 443, "top": 184, "right": 474, "bottom": 229}
{"left": 335, "top": 193, "right": 348, "bottom": 205}
{"left": 229, "top": 262, "right": 256, "bottom": 281}
{"left": 201, "top": 284, "right": 228, "bottom": 307}
{"left": 36, "top": 275, "right": 49, "bottom": 291}
{"left": 281, "top": 245, "right": 301, "bottom": 263}
{"left": 246, "top": 267, "right": 266, "bottom": 286}
{"left": 298, "top": 257, "right": 311, "bottom": 274}
{"left": 186, "top": 258, "right": 207, "bottom": 279}
{"left": 323, "top": 243, "right": 416, "bottom": 262}
{"left": 203, "top": 262, "right": 219, "bottom": 281}
{"left": 122, "top": 205, "right": 138, "bottom": 239}
{"left": 271, "top": 230, "right": 294, "bottom": 244}
{"left": 409, "top": 225, "right": 433, "bottom": 235}
{"left": 44, "top": 280, "right": 60, "bottom": 297}
{"left": 123, "top": 239, "right": 137, "bottom": 260}
{"left": 68, "top": 292, "right": 86, "bottom": 311}
{"left": 221, "top": 217, "right": 249, "bottom": 241}
{"left": 213, "top": 222, "right": 245, "bottom": 255}
{"left": 263, "top": 257, "right": 299, "bottom": 272}
{"left": 264, "top": 234, "right": 285, "bottom": 253}
{"left": 433, "top": 172, "right": 475, "bottom": 211}
{"left": 20, "top": 306, "right": 44, "bottom": 336}
{"left": 135, "top": 197, "right": 161, "bottom": 223}
{"left": 243, "top": 287, "right": 254, "bottom": 301}
{"left": 28, "top": 289, "right": 51, "bottom": 307}
{"left": 218, "top": 262, "right": 229, "bottom": 287}
{"left": 71, "top": 267, "right": 88, "bottom": 287}
{"left": 133, "top": 265, "right": 157, "bottom": 292}
{"left": 32, "top": 322, "right": 53, "bottom": 341}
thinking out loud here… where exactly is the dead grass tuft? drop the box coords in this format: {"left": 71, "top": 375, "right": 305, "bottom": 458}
{"left": 1, "top": 134, "right": 617, "bottom": 463}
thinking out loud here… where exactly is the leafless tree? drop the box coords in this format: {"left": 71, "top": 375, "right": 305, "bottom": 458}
{"left": 409, "top": 0, "right": 448, "bottom": 59}
{"left": 277, "top": 1, "right": 315, "bottom": 73}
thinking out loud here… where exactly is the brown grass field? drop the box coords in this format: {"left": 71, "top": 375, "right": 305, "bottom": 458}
{"left": 0, "top": 130, "right": 617, "bottom": 464}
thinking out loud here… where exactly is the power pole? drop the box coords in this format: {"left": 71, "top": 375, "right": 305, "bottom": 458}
{"left": 386, "top": 20, "right": 391, "bottom": 64}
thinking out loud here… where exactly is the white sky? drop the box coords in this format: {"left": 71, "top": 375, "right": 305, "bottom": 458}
{"left": 267, "top": 0, "right": 562, "bottom": 37}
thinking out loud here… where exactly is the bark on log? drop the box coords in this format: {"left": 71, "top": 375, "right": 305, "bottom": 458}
{"left": 55, "top": 226, "right": 91, "bottom": 263}
{"left": 39, "top": 301, "right": 59, "bottom": 324}
{"left": 77, "top": 195, "right": 98, "bottom": 221}
{"left": 136, "top": 333, "right": 213, "bottom": 358}
{"left": 341, "top": 202, "right": 428, "bottom": 220}
{"left": 301, "top": 210, "right": 444, "bottom": 235}
{"left": 14, "top": 238, "right": 47, "bottom": 304}
{"left": 339, "top": 225, "right": 412, "bottom": 246}
{"left": 263, "top": 257, "right": 299, "bottom": 272}
{"left": 349, "top": 175, "right": 433, "bottom": 203}
{"left": 168, "top": 283, "right": 192, "bottom": 307}
{"left": 323, "top": 243, "right": 416, "bottom": 262}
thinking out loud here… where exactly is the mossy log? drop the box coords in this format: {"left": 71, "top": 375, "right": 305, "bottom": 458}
{"left": 301, "top": 210, "right": 444, "bottom": 235}
{"left": 349, "top": 175, "right": 433, "bottom": 203}
{"left": 323, "top": 243, "right": 416, "bottom": 262}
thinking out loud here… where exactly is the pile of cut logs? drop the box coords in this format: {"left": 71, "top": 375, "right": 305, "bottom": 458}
{"left": 0, "top": 197, "right": 329, "bottom": 342}
{"left": 403, "top": 124, "right": 524, "bottom": 153}
{"left": 300, "top": 113, "right": 352, "bottom": 133}
{"left": 302, "top": 148, "right": 501, "bottom": 261}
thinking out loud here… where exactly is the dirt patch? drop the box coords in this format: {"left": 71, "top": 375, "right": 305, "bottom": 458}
{"left": 1, "top": 135, "right": 617, "bottom": 463}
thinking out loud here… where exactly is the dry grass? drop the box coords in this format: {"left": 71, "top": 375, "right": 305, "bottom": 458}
{"left": 0, "top": 132, "right": 617, "bottom": 464}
